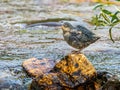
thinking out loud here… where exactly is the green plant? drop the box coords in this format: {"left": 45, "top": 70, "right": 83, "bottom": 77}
{"left": 91, "top": 3, "right": 120, "bottom": 42}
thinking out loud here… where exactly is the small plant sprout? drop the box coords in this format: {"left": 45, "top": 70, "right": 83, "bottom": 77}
{"left": 92, "top": 3, "right": 120, "bottom": 42}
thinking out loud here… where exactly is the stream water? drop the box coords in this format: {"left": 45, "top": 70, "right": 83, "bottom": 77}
{"left": 0, "top": 0, "right": 120, "bottom": 89}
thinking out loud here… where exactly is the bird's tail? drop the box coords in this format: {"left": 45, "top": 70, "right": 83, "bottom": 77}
{"left": 93, "top": 34, "right": 100, "bottom": 41}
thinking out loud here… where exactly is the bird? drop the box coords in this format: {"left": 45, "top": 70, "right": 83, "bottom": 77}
{"left": 61, "top": 22, "right": 100, "bottom": 52}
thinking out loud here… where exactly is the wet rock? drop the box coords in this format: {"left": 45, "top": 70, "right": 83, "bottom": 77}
{"left": 22, "top": 58, "right": 55, "bottom": 77}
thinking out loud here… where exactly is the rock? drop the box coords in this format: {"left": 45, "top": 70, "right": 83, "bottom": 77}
{"left": 22, "top": 58, "right": 55, "bottom": 77}
{"left": 30, "top": 72, "right": 100, "bottom": 90}
{"left": 30, "top": 73, "right": 62, "bottom": 90}
{"left": 102, "top": 81, "right": 120, "bottom": 90}
{"left": 30, "top": 54, "right": 99, "bottom": 90}
{"left": 23, "top": 54, "right": 120, "bottom": 90}
{"left": 53, "top": 54, "right": 96, "bottom": 82}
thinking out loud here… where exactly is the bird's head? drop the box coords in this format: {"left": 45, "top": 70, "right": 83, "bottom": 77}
{"left": 61, "top": 22, "right": 74, "bottom": 32}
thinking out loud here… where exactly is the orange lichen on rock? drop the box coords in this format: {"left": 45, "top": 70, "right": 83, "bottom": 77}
{"left": 23, "top": 54, "right": 120, "bottom": 90}
{"left": 30, "top": 54, "right": 101, "bottom": 90}
{"left": 53, "top": 54, "right": 96, "bottom": 79}
{"left": 38, "top": 74, "right": 53, "bottom": 85}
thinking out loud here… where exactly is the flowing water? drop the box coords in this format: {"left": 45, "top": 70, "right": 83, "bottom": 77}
{"left": 0, "top": 0, "right": 120, "bottom": 89}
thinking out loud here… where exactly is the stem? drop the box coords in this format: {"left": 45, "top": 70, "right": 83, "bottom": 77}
{"left": 109, "top": 26, "right": 114, "bottom": 43}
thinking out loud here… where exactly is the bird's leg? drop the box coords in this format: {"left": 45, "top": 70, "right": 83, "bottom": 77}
{"left": 71, "top": 50, "right": 81, "bottom": 54}
{"left": 77, "top": 49, "right": 82, "bottom": 54}
{"left": 71, "top": 50, "right": 77, "bottom": 54}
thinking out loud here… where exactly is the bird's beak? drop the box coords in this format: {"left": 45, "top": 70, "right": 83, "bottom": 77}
{"left": 61, "top": 25, "right": 65, "bottom": 30}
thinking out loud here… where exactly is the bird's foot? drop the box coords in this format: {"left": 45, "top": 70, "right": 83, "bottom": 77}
{"left": 71, "top": 50, "right": 81, "bottom": 54}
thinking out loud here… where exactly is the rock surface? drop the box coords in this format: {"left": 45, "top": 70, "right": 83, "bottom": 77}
{"left": 53, "top": 54, "right": 96, "bottom": 80}
{"left": 22, "top": 58, "right": 55, "bottom": 77}
{"left": 22, "top": 54, "right": 120, "bottom": 90}
{"left": 29, "top": 54, "right": 100, "bottom": 90}
{"left": 96, "top": 71, "right": 120, "bottom": 90}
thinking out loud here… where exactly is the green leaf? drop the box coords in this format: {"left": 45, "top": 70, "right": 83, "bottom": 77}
{"left": 91, "top": 15, "right": 99, "bottom": 25}
{"left": 111, "top": 11, "right": 120, "bottom": 22}
{"left": 101, "top": 13, "right": 111, "bottom": 24}
{"left": 91, "top": 14, "right": 109, "bottom": 26}
{"left": 102, "top": 9, "right": 112, "bottom": 15}
{"left": 111, "top": 20, "right": 120, "bottom": 26}
{"left": 98, "top": 20, "right": 108, "bottom": 26}
{"left": 93, "top": 4, "right": 103, "bottom": 10}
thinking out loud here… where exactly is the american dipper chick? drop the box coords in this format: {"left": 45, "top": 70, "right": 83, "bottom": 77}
{"left": 61, "top": 22, "right": 100, "bottom": 51}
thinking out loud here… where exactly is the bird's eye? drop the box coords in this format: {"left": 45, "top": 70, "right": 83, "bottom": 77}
{"left": 64, "top": 24, "right": 68, "bottom": 27}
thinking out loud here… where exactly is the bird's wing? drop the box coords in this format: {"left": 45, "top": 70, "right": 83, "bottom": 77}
{"left": 76, "top": 25, "right": 94, "bottom": 36}
{"left": 70, "top": 30, "right": 82, "bottom": 36}
{"left": 69, "top": 30, "right": 85, "bottom": 42}
{"left": 76, "top": 25, "right": 100, "bottom": 40}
